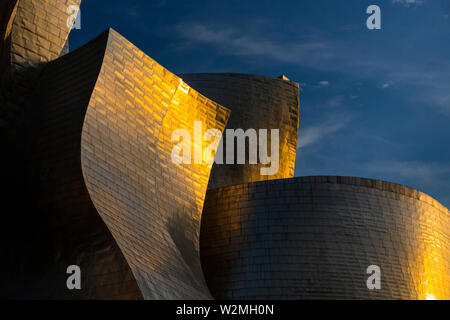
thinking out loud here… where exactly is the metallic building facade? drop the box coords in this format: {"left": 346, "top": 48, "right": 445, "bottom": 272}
{"left": 201, "top": 177, "right": 450, "bottom": 300}
{"left": 0, "top": 0, "right": 233, "bottom": 299}
{"left": 24, "top": 30, "right": 142, "bottom": 299}
{"left": 6, "top": 27, "right": 230, "bottom": 299}
{"left": 181, "top": 73, "right": 299, "bottom": 189}
{"left": 0, "top": 0, "right": 80, "bottom": 125}
{"left": 0, "top": 1, "right": 449, "bottom": 300}
{"left": 80, "top": 29, "right": 230, "bottom": 299}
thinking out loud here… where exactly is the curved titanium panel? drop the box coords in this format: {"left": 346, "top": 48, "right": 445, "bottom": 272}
{"left": 1, "top": 0, "right": 81, "bottom": 123}
{"left": 81, "top": 30, "right": 230, "bottom": 299}
{"left": 181, "top": 73, "right": 299, "bottom": 189}
{"left": 4, "top": 30, "right": 142, "bottom": 299}
{"left": 201, "top": 176, "right": 450, "bottom": 299}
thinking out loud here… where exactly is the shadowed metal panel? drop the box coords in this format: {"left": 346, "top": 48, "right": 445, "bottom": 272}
{"left": 9, "top": 0, "right": 81, "bottom": 86}
{"left": 0, "top": 2, "right": 140, "bottom": 299}
{"left": 81, "top": 30, "right": 230, "bottom": 299}
{"left": 1, "top": 0, "right": 81, "bottom": 126}
{"left": 181, "top": 73, "right": 299, "bottom": 189}
{"left": 0, "top": 30, "right": 142, "bottom": 299}
{"left": 201, "top": 176, "right": 450, "bottom": 300}
{"left": 1, "top": 0, "right": 82, "bottom": 135}
{"left": 3, "top": 27, "right": 231, "bottom": 300}
{"left": 8, "top": 30, "right": 142, "bottom": 300}
{"left": 0, "top": 0, "right": 18, "bottom": 77}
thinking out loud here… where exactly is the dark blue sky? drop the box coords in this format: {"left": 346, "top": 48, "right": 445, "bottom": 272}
{"left": 70, "top": 0, "right": 450, "bottom": 207}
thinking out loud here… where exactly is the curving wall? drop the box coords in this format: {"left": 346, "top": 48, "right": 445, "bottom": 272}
{"left": 181, "top": 73, "right": 300, "bottom": 189}
{"left": 12, "top": 30, "right": 141, "bottom": 300}
{"left": 200, "top": 176, "right": 450, "bottom": 300}
{"left": 1, "top": 0, "right": 81, "bottom": 125}
{"left": 2, "top": 1, "right": 448, "bottom": 301}
{"left": 80, "top": 30, "right": 230, "bottom": 299}
{"left": 2, "top": 27, "right": 230, "bottom": 299}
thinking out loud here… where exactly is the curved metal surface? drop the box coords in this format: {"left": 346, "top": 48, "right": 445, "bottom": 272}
{"left": 8, "top": 0, "right": 80, "bottom": 79}
{"left": 81, "top": 30, "right": 230, "bottom": 299}
{"left": 201, "top": 176, "right": 450, "bottom": 299}
{"left": 10, "top": 30, "right": 142, "bottom": 299}
{"left": 1, "top": 2, "right": 141, "bottom": 299}
{"left": 181, "top": 73, "right": 300, "bottom": 189}
{"left": 1, "top": 0, "right": 82, "bottom": 128}
{"left": 3, "top": 1, "right": 448, "bottom": 302}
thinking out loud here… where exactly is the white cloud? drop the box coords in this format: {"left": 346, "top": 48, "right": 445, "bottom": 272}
{"left": 298, "top": 114, "right": 351, "bottom": 149}
{"left": 175, "top": 24, "right": 333, "bottom": 66}
{"left": 433, "top": 93, "right": 450, "bottom": 116}
{"left": 386, "top": 70, "right": 450, "bottom": 117}
{"left": 175, "top": 22, "right": 450, "bottom": 118}
{"left": 363, "top": 161, "right": 450, "bottom": 207}
{"left": 392, "top": 0, "right": 425, "bottom": 7}
{"left": 325, "top": 95, "right": 344, "bottom": 107}
{"left": 367, "top": 161, "right": 450, "bottom": 184}
{"left": 313, "top": 95, "right": 345, "bottom": 108}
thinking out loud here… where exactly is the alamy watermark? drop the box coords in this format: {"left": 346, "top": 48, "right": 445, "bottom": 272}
{"left": 366, "top": 5, "right": 381, "bottom": 30}
{"left": 367, "top": 265, "right": 381, "bottom": 290}
{"left": 66, "top": 265, "right": 81, "bottom": 290}
{"left": 171, "top": 122, "right": 280, "bottom": 176}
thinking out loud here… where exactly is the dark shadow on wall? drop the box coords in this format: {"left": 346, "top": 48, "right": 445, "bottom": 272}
{"left": 0, "top": 30, "right": 142, "bottom": 300}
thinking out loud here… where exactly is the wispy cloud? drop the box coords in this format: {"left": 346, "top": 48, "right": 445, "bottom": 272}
{"left": 127, "top": 5, "right": 141, "bottom": 18}
{"left": 298, "top": 114, "right": 351, "bottom": 149}
{"left": 175, "top": 21, "right": 450, "bottom": 118}
{"left": 386, "top": 70, "right": 450, "bottom": 116}
{"left": 392, "top": 0, "right": 425, "bottom": 7}
{"left": 324, "top": 95, "right": 345, "bottom": 107}
{"left": 365, "top": 161, "right": 450, "bottom": 190}
{"left": 433, "top": 93, "right": 450, "bottom": 116}
{"left": 313, "top": 95, "right": 346, "bottom": 108}
{"left": 174, "top": 23, "right": 391, "bottom": 73}
{"left": 175, "top": 24, "right": 333, "bottom": 66}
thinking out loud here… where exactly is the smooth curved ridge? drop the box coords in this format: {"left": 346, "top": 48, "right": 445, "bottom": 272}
{"left": 181, "top": 73, "right": 300, "bottom": 189}
{"left": 201, "top": 176, "right": 450, "bottom": 300}
{"left": 80, "top": 29, "right": 230, "bottom": 299}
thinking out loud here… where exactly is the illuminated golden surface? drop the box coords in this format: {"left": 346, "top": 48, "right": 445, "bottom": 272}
{"left": 81, "top": 29, "right": 230, "bottom": 299}
{"left": 1, "top": 0, "right": 82, "bottom": 119}
{"left": 201, "top": 176, "right": 449, "bottom": 300}
{"left": 1, "top": 1, "right": 446, "bottom": 300}
{"left": 181, "top": 73, "right": 300, "bottom": 189}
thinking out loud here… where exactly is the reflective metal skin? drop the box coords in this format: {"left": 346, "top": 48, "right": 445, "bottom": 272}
{"left": 81, "top": 30, "right": 230, "bottom": 299}
{"left": 0, "top": 0, "right": 81, "bottom": 123}
{"left": 0, "top": 1, "right": 448, "bottom": 301}
{"left": 201, "top": 176, "right": 450, "bottom": 300}
{"left": 181, "top": 73, "right": 299, "bottom": 189}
